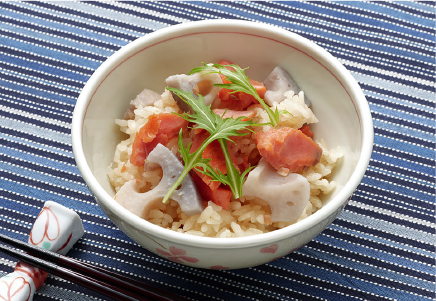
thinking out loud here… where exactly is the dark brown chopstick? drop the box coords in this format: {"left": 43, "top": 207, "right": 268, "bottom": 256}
{"left": 0, "top": 233, "right": 190, "bottom": 301}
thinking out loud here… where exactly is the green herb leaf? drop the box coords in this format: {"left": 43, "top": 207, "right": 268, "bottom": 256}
{"left": 189, "top": 63, "right": 284, "bottom": 127}
{"left": 162, "top": 87, "right": 256, "bottom": 203}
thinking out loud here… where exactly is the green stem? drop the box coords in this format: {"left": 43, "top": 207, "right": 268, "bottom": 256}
{"left": 218, "top": 138, "right": 241, "bottom": 199}
{"left": 254, "top": 94, "right": 278, "bottom": 127}
{"left": 162, "top": 134, "right": 216, "bottom": 204}
{"left": 162, "top": 167, "right": 191, "bottom": 204}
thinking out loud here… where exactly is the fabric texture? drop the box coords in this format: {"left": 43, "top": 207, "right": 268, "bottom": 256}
{"left": 0, "top": 1, "right": 434, "bottom": 300}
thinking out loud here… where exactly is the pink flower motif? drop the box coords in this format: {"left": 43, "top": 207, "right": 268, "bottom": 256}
{"left": 209, "top": 265, "right": 229, "bottom": 270}
{"left": 260, "top": 244, "right": 278, "bottom": 254}
{"left": 156, "top": 246, "right": 199, "bottom": 264}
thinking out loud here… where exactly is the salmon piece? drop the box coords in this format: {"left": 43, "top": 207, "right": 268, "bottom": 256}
{"left": 213, "top": 109, "right": 256, "bottom": 121}
{"left": 191, "top": 172, "right": 232, "bottom": 209}
{"left": 299, "top": 124, "right": 314, "bottom": 138}
{"left": 190, "top": 128, "right": 208, "bottom": 153}
{"left": 190, "top": 129, "right": 239, "bottom": 191}
{"left": 217, "top": 60, "right": 265, "bottom": 111}
{"left": 156, "top": 113, "right": 188, "bottom": 137}
{"left": 130, "top": 113, "right": 188, "bottom": 166}
{"left": 255, "top": 127, "right": 322, "bottom": 173}
{"left": 218, "top": 89, "right": 259, "bottom": 111}
{"left": 130, "top": 115, "right": 160, "bottom": 166}
{"left": 219, "top": 60, "right": 236, "bottom": 72}
{"left": 249, "top": 79, "right": 266, "bottom": 99}
{"left": 219, "top": 73, "right": 232, "bottom": 84}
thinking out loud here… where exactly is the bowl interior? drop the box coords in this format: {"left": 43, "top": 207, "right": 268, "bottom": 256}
{"left": 75, "top": 22, "right": 369, "bottom": 246}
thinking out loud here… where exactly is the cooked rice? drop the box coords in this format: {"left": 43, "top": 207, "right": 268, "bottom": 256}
{"left": 108, "top": 88, "right": 343, "bottom": 238}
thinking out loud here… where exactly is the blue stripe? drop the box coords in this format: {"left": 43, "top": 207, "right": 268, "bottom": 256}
{"left": 0, "top": 154, "right": 82, "bottom": 183}
{"left": 0, "top": 98, "right": 72, "bottom": 123}
{"left": 0, "top": 2, "right": 140, "bottom": 42}
{"left": 0, "top": 87, "right": 75, "bottom": 113}
{"left": 0, "top": 28, "right": 108, "bottom": 62}
{"left": 0, "top": 139, "right": 76, "bottom": 165}
{"left": 0, "top": 45, "right": 94, "bottom": 76}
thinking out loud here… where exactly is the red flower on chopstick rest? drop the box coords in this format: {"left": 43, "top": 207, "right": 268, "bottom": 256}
{"left": 0, "top": 276, "right": 32, "bottom": 301}
{"left": 14, "top": 262, "right": 47, "bottom": 290}
{"left": 29, "top": 206, "right": 60, "bottom": 249}
{"left": 156, "top": 246, "right": 199, "bottom": 264}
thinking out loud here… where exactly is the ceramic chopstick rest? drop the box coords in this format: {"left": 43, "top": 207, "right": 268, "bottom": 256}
{"left": 0, "top": 201, "right": 84, "bottom": 301}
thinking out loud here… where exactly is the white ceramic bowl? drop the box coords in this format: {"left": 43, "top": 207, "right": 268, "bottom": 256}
{"left": 72, "top": 20, "right": 373, "bottom": 269}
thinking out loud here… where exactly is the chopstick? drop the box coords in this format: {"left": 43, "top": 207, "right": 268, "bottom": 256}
{"left": 0, "top": 233, "right": 190, "bottom": 301}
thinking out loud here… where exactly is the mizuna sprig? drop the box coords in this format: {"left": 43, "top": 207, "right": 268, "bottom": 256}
{"left": 189, "top": 63, "right": 286, "bottom": 127}
{"left": 162, "top": 87, "right": 256, "bottom": 204}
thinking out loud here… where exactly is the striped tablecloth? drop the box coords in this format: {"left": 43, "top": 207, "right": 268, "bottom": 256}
{"left": 0, "top": 1, "right": 434, "bottom": 300}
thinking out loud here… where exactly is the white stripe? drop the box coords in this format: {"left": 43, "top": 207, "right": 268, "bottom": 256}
{"left": 366, "top": 95, "right": 435, "bottom": 124}
{"left": 351, "top": 72, "right": 435, "bottom": 105}
{"left": 363, "top": 86, "right": 434, "bottom": 114}
{"left": 303, "top": 244, "right": 432, "bottom": 297}
{"left": 0, "top": 139, "right": 75, "bottom": 165}
{"left": 39, "top": 1, "right": 165, "bottom": 32}
{"left": 1, "top": 170, "right": 94, "bottom": 199}
{"left": 0, "top": 44, "right": 95, "bottom": 73}
{"left": 355, "top": 191, "right": 434, "bottom": 227}
{"left": 313, "top": 1, "right": 435, "bottom": 31}
{"left": 0, "top": 67, "right": 80, "bottom": 95}
{"left": 373, "top": 119, "right": 434, "bottom": 148}
{"left": 258, "top": 0, "right": 433, "bottom": 37}
{"left": 0, "top": 124, "right": 71, "bottom": 155}
{"left": 365, "top": 173, "right": 434, "bottom": 198}
{"left": 0, "top": 158, "right": 86, "bottom": 188}
{"left": 0, "top": 105, "right": 70, "bottom": 129}
{"left": 314, "top": 38, "right": 434, "bottom": 73}
{"left": 0, "top": 59, "right": 85, "bottom": 89}
{"left": 0, "top": 32, "right": 101, "bottom": 65}
{"left": 0, "top": 193, "right": 43, "bottom": 211}
{"left": 368, "top": 159, "right": 434, "bottom": 187}
{"left": 371, "top": 110, "right": 434, "bottom": 133}
{"left": 0, "top": 190, "right": 114, "bottom": 226}
{"left": 2, "top": 86, "right": 74, "bottom": 112}
{"left": 0, "top": 67, "right": 81, "bottom": 98}
{"left": 342, "top": 59, "right": 435, "bottom": 87}
{"left": 114, "top": 1, "right": 190, "bottom": 24}
{"left": 0, "top": 214, "right": 32, "bottom": 229}
{"left": 13, "top": 0, "right": 154, "bottom": 37}
{"left": 1, "top": 13, "right": 123, "bottom": 51}
{"left": 1, "top": 96, "right": 71, "bottom": 119}
{"left": 260, "top": 261, "right": 390, "bottom": 301}
{"left": 322, "top": 231, "right": 435, "bottom": 280}
{"left": 373, "top": 2, "right": 435, "bottom": 21}
{"left": 331, "top": 46, "right": 434, "bottom": 78}
{"left": 342, "top": 201, "right": 435, "bottom": 245}
{"left": 147, "top": 1, "right": 206, "bottom": 20}
{"left": 352, "top": 193, "right": 435, "bottom": 227}
{"left": 359, "top": 180, "right": 433, "bottom": 215}
{"left": 369, "top": 99, "right": 436, "bottom": 128}
{"left": 247, "top": 1, "right": 434, "bottom": 52}
{"left": 374, "top": 128, "right": 434, "bottom": 151}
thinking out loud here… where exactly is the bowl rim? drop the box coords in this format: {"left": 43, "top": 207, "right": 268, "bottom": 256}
{"left": 72, "top": 19, "right": 373, "bottom": 249}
